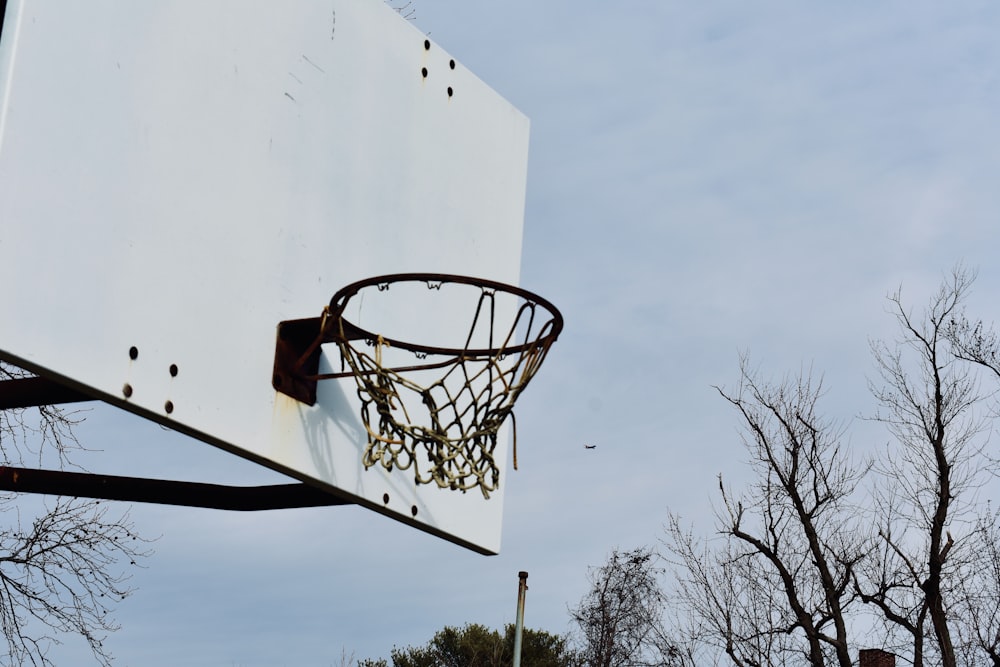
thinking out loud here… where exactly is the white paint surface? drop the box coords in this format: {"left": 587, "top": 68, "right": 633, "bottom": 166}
{"left": 0, "top": 0, "right": 530, "bottom": 554}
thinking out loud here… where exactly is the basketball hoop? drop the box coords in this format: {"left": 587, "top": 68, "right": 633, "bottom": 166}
{"left": 272, "top": 274, "right": 563, "bottom": 498}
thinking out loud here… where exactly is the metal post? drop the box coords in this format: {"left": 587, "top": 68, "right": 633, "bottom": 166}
{"left": 513, "top": 571, "right": 528, "bottom": 667}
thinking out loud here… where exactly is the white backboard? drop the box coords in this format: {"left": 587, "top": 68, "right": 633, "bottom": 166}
{"left": 0, "top": 0, "right": 530, "bottom": 554}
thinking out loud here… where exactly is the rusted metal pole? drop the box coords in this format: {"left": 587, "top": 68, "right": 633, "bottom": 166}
{"left": 513, "top": 571, "right": 528, "bottom": 667}
{"left": 0, "top": 466, "right": 349, "bottom": 510}
{"left": 0, "top": 377, "right": 93, "bottom": 410}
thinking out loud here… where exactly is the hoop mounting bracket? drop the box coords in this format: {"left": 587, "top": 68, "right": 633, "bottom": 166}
{"left": 271, "top": 315, "right": 368, "bottom": 405}
{"left": 272, "top": 317, "right": 324, "bottom": 405}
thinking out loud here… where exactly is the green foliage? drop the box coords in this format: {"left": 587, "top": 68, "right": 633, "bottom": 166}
{"left": 385, "top": 623, "right": 574, "bottom": 667}
{"left": 513, "top": 626, "right": 574, "bottom": 667}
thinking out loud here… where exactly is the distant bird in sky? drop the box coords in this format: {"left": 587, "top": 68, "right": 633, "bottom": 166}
{"left": 584, "top": 444, "right": 596, "bottom": 450}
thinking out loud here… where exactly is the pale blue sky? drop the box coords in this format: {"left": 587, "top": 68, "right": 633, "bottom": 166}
{"left": 11, "top": 1, "right": 1000, "bottom": 664}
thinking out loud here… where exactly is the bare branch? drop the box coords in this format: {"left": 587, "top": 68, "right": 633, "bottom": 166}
{"left": 0, "top": 362, "right": 153, "bottom": 665}
{"left": 570, "top": 546, "right": 688, "bottom": 667}
{"left": 663, "top": 266, "right": 1000, "bottom": 667}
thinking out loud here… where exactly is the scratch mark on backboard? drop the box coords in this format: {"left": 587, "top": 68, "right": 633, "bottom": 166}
{"left": 284, "top": 92, "right": 296, "bottom": 103}
{"left": 302, "top": 55, "right": 325, "bottom": 74}
{"left": 289, "top": 72, "right": 303, "bottom": 84}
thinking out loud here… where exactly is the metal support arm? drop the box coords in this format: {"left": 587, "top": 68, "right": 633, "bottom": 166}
{"left": 0, "top": 377, "right": 93, "bottom": 410}
{"left": 0, "top": 466, "right": 349, "bottom": 511}
{"left": 0, "top": 379, "right": 350, "bottom": 510}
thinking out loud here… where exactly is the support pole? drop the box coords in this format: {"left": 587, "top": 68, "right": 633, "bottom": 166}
{"left": 0, "top": 377, "right": 93, "bottom": 410}
{"left": 513, "top": 571, "right": 528, "bottom": 667}
{"left": 0, "top": 466, "right": 350, "bottom": 511}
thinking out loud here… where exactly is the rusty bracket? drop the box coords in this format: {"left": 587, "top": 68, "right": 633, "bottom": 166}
{"left": 272, "top": 317, "right": 325, "bottom": 405}
{"left": 271, "top": 315, "right": 369, "bottom": 405}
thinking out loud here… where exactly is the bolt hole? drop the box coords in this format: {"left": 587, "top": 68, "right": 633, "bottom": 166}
{"left": 449, "top": 59, "right": 455, "bottom": 70}
{"left": 410, "top": 505, "right": 418, "bottom": 517}
{"left": 447, "top": 87, "right": 453, "bottom": 98}
{"left": 164, "top": 400, "right": 174, "bottom": 414}
{"left": 128, "top": 346, "right": 138, "bottom": 360}
{"left": 424, "top": 39, "right": 430, "bottom": 50}
{"left": 169, "top": 364, "right": 178, "bottom": 377}
{"left": 122, "top": 384, "right": 133, "bottom": 398}
{"left": 421, "top": 67, "right": 428, "bottom": 78}
{"left": 382, "top": 493, "right": 390, "bottom": 504}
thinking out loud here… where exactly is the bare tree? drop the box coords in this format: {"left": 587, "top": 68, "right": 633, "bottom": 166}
{"left": 945, "top": 307, "right": 1000, "bottom": 382}
{"left": 0, "top": 363, "right": 150, "bottom": 666}
{"left": 384, "top": 0, "right": 416, "bottom": 21}
{"left": 857, "top": 268, "right": 993, "bottom": 667}
{"left": 939, "top": 276, "right": 1000, "bottom": 665}
{"left": 666, "top": 514, "right": 803, "bottom": 667}
{"left": 664, "top": 267, "right": 1000, "bottom": 667}
{"left": 666, "top": 359, "right": 865, "bottom": 667}
{"left": 570, "top": 547, "right": 687, "bottom": 667}
{"left": 950, "top": 507, "right": 1000, "bottom": 666}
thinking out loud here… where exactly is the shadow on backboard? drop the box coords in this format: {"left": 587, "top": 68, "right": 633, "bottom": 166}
{"left": 294, "top": 375, "right": 426, "bottom": 520}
